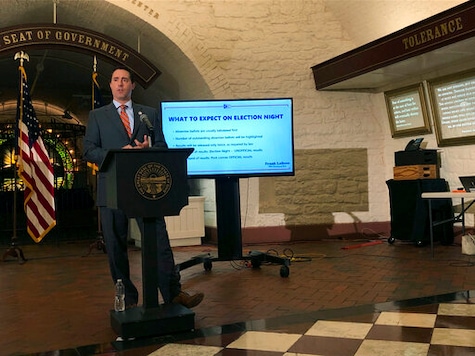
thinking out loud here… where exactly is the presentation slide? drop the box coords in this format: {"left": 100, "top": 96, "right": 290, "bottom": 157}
{"left": 161, "top": 98, "right": 294, "bottom": 177}
{"left": 431, "top": 75, "right": 475, "bottom": 139}
{"left": 387, "top": 91, "right": 426, "bottom": 131}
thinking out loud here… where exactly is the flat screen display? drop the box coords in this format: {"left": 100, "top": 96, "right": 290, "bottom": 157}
{"left": 428, "top": 70, "right": 475, "bottom": 146}
{"left": 160, "top": 98, "right": 294, "bottom": 178}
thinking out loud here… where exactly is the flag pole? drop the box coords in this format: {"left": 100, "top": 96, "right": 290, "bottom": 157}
{"left": 85, "top": 56, "right": 106, "bottom": 256}
{"left": 2, "top": 51, "right": 29, "bottom": 264}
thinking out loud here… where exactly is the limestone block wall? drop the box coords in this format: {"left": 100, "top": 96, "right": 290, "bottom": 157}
{"left": 113, "top": 0, "right": 475, "bottom": 241}
{"left": 260, "top": 149, "right": 368, "bottom": 226}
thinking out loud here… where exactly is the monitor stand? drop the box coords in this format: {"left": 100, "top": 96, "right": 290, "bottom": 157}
{"left": 177, "top": 176, "right": 290, "bottom": 277}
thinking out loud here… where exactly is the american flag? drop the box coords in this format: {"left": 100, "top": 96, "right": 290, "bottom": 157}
{"left": 16, "top": 66, "right": 56, "bottom": 243}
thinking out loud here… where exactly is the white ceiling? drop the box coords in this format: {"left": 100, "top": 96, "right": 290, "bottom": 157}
{"left": 324, "top": 0, "right": 466, "bottom": 48}
{"left": 319, "top": 0, "right": 470, "bottom": 92}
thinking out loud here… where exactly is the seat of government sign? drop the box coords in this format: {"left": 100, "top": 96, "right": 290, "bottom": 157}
{"left": 0, "top": 23, "right": 160, "bottom": 88}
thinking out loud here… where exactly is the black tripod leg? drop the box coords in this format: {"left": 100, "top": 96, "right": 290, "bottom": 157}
{"left": 83, "top": 232, "right": 107, "bottom": 257}
{"left": 2, "top": 244, "right": 27, "bottom": 264}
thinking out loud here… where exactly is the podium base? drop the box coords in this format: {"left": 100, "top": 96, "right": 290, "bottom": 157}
{"left": 110, "top": 304, "right": 195, "bottom": 339}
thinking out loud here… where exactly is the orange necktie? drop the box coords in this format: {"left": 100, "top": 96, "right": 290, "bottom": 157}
{"left": 120, "top": 105, "right": 131, "bottom": 137}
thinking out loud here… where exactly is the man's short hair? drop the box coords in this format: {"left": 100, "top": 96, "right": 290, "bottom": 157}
{"left": 111, "top": 66, "right": 135, "bottom": 83}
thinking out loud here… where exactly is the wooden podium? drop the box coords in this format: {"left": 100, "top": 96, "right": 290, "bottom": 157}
{"left": 99, "top": 148, "right": 195, "bottom": 339}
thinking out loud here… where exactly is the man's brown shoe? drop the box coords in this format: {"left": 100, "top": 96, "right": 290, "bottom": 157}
{"left": 172, "top": 291, "right": 204, "bottom": 308}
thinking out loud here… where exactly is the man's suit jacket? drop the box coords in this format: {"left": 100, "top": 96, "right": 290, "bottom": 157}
{"left": 83, "top": 102, "right": 168, "bottom": 206}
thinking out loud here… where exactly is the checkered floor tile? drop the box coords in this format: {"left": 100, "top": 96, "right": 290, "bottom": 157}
{"left": 147, "top": 301, "right": 475, "bottom": 356}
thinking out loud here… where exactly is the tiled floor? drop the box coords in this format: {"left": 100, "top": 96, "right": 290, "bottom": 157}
{"left": 2, "top": 233, "right": 475, "bottom": 355}
{"left": 138, "top": 296, "right": 475, "bottom": 356}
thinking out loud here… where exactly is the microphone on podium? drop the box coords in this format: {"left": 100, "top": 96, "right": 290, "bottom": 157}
{"left": 138, "top": 111, "right": 154, "bottom": 131}
{"left": 138, "top": 111, "right": 153, "bottom": 147}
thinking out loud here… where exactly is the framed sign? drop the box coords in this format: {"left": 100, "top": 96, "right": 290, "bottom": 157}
{"left": 384, "top": 83, "right": 431, "bottom": 138}
{"left": 427, "top": 70, "right": 475, "bottom": 147}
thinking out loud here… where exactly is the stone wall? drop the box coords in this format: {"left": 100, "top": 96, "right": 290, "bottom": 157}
{"left": 113, "top": 0, "right": 474, "bottom": 241}
{"left": 260, "top": 148, "right": 368, "bottom": 225}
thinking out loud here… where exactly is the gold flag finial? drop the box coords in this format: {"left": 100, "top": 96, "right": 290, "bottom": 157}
{"left": 14, "top": 51, "right": 30, "bottom": 67}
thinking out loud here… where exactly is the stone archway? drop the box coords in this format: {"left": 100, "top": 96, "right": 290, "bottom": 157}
{"left": 0, "top": 0, "right": 221, "bottom": 243}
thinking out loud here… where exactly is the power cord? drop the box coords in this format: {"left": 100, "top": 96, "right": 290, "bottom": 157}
{"left": 264, "top": 248, "right": 314, "bottom": 263}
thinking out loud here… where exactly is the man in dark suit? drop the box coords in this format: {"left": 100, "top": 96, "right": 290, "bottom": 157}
{"left": 83, "top": 66, "right": 203, "bottom": 309}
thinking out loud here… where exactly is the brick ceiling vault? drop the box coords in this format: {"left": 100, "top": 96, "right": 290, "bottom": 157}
{"left": 0, "top": 0, "right": 210, "bottom": 125}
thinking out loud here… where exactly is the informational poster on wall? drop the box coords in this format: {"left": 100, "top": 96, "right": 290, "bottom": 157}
{"left": 428, "top": 71, "right": 475, "bottom": 146}
{"left": 384, "top": 84, "right": 431, "bottom": 138}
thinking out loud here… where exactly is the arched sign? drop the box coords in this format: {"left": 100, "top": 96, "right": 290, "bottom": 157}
{"left": 0, "top": 23, "right": 160, "bottom": 88}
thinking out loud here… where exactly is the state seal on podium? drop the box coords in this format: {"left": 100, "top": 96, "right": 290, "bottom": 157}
{"left": 134, "top": 162, "right": 172, "bottom": 200}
